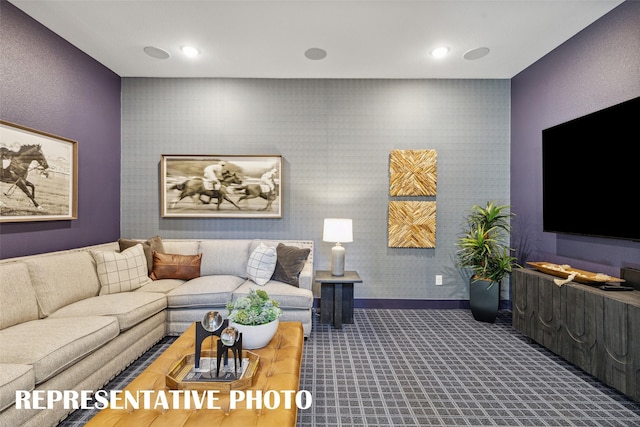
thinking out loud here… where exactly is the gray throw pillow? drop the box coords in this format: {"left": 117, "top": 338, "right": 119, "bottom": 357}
{"left": 118, "top": 235, "right": 165, "bottom": 274}
{"left": 271, "top": 243, "right": 310, "bottom": 287}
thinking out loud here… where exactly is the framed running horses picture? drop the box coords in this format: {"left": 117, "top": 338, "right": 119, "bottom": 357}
{"left": 160, "top": 154, "right": 283, "bottom": 218}
{"left": 0, "top": 120, "right": 78, "bottom": 222}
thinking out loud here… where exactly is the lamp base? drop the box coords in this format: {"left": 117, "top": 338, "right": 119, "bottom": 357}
{"left": 330, "top": 243, "right": 346, "bottom": 276}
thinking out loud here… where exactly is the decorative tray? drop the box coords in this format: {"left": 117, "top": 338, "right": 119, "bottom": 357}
{"left": 166, "top": 349, "right": 260, "bottom": 392}
{"left": 527, "top": 262, "right": 625, "bottom": 284}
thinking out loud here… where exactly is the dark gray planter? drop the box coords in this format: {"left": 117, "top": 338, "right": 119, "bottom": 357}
{"left": 469, "top": 277, "right": 499, "bottom": 323}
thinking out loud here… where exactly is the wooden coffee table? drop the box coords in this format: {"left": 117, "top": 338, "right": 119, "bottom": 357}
{"left": 85, "top": 321, "right": 304, "bottom": 427}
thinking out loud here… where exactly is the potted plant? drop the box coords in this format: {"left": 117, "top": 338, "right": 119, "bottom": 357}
{"left": 226, "top": 289, "right": 282, "bottom": 349}
{"left": 456, "top": 201, "right": 518, "bottom": 323}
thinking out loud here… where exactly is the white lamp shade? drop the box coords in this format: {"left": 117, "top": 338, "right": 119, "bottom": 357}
{"left": 323, "top": 218, "right": 353, "bottom": 243}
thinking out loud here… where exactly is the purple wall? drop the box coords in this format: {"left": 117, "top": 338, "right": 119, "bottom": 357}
{"left": 0, "top": 0, "right": 121, "bottom": 259}
{"left": 511, "top": 1, "right": 640, "bottom": 276}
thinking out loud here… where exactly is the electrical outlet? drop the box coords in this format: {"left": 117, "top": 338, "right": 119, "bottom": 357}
{"left": 435, "top": 275, "right": 443, "bottom": 286}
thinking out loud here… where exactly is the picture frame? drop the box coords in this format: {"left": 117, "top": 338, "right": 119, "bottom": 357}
{"left": 1, "top": 120, "right": 78, "bottom": 222}
{"left": 161, "top": 154, "right": 282, "bottom": 218}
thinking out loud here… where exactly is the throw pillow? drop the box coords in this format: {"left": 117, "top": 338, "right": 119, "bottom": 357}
{"left": 118, "top": 235, "right": 165, "bottom": 274}
{"left": 271, "top": 243, "right": 311, "bottom": 287}
{"left": 246, "top": 243, "right": 278, "bottom": 286}
{"left": 150, "top": 251, "right": 202, "bottom": 280}
{"left": 92, "top": 244, "right": 151, "bottom": 295}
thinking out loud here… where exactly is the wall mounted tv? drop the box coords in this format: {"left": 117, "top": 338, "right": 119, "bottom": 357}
{"left": 542, "top": 96, "right": 640, "bottom": 242}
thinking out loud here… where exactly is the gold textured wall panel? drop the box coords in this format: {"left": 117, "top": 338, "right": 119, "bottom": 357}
{"left": 388, "top": 201, "right": 436, "bottom": 248}
{"left": 389, "top": 149, "right": 437, "bottom": 196}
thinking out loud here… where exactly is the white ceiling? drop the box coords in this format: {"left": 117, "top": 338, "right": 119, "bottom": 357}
{"left": 9, "top": 0, "right": 624, "bottom": 79}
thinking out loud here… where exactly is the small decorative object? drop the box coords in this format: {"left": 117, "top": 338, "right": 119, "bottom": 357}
{"left": 456, "top": 201, "right": 519, "bottom": 323}
{"left": 227, "top": 289, "right": 282, "bottom": 349}
{"left": 194, "top": 310, "right": 225, "bottom": 370}
{"left": 322, "top": 218, "right": 353, "bottom": 276}
{"left": 230, "top": 320, "right": 279, "bottom": 350}
{"left": 166, "top": 351, "right": 260, "bottom": 393}
{"left": 215, "top": 326, "right": 242, "bottom": 378}
{"left": 526, "top": 262, "right": 625, "bottom": 285}
{"left": 220, "top": 326, "right": 239, "bottom": 346}
{"left": 202, "top": 310, "right": 223, "bottom": 332}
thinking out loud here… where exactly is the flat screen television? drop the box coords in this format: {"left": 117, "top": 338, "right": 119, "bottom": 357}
{"left": 542, "top": 96, "right": 640, "bottom": 242}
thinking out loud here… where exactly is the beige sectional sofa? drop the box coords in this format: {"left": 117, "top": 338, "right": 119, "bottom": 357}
{"left": 0, "top": 238, "right": 314, "bottom": 427}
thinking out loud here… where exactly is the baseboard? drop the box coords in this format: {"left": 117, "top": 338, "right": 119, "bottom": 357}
{"left": 314, "top": 298, "right": 512, "bottom": 310}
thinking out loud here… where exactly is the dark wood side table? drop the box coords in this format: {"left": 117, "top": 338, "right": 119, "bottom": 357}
{"left": 315, "top": 270, "right": 362, "bottom": 329}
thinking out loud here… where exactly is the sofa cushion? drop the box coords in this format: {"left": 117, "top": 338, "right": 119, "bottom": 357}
{"left": 24, "top": 252, "right": 101, "bottom": 317}
{"left": 0, "top": 316, "right": 119, "bottom": 384}
{"left": 246, "top": 243, "right": 278, "bottom": 286}
{"left": 92, "top": 244, "right": 151, "bottom": 295}
{"left": 0, "top": 263, "right": 39, "bottom": 329}
{"left": 162, "top": 240, "right": 200, "bottom": 255}
{"left": 199, "top": 240, "right": 251, "bottom": 277}
{"left": 271, "top": 243, "right": 311, "bottom": 287}
{"left": 150, "top": 252, "right": 202, "bottom": 280}
{"left": 166, "top": 275, "right": 245, "bottom": 308}
{"left": 49, "top": 292, "right": 167, "bottom": 331}
{"left": 0, "top": 364, "right": 34, "bottom": 411}
{"left": 232, "top": 280, "right": 313, "bottom": 310}
{"left": 135, "top": 278, "right": 186, "bottom": 294}
{"left": 118, "top": 235, "right": 165, "bottom": 274}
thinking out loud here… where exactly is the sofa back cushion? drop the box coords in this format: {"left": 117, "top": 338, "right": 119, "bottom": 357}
{"left": 0, "top": 263, "right": 39, "bottom": 329}
{"left": 199, "top": 240, "right": 251, "bottom": 277}
{"left": 24, "top": 252, "right": 101, "bottom": 317}
{"left": 162, "top": 240, "right": 201, "bottom": 255}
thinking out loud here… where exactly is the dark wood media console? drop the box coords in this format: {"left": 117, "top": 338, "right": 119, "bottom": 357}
{"left": 512, "top": 268, "right": 640, "bottom": 403}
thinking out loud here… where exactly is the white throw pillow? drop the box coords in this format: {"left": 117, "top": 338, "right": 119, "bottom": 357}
{"left": 92, "top": 244, "right": 151, "bottom": 295}
{"left": 246, "top": 243, "right": 277, "bottom": 286}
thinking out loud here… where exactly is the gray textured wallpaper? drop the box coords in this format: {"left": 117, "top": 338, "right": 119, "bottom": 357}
{"left": 121, "top": 78, "right": 510, "bottom": 302}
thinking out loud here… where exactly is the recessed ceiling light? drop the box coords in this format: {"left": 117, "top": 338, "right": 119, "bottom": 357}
{"left": 304, "top": 47, "right": 327, "bottom": 60}
{"left": 143, "top": 46, "right": 170, "bottom": 60}
{"left": 430, "top": 46, "right": 449, "bottom": 59}
{"left": 180, "top": 46, "right": 200, "bottom": 58}
{"left": 464, "top": 47, "right": 490, "bottom": 60}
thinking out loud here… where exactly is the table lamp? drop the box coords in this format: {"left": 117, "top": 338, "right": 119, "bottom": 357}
{"left": 323, "top": 218, "right": 353, "bottom": 276}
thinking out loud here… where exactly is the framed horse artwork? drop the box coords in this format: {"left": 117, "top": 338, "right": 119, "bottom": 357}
{"left": 0, "top": 120, "right": 78, "bottom": 222}
{"left": 160, "top": 154, "right": 282, "bottom": 219}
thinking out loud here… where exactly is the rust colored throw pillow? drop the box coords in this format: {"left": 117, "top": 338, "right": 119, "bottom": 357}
{"left": 150, "top": 251, "right": 202, "bottom": 280}
{"left": 118, "top": 236, "right": 165, "bottom": 274}
{"left": 271, "top": 243, "right": 311, "bottom": 287}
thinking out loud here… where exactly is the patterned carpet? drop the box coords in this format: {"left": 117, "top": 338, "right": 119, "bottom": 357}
{"left": 60, "top": 309, "right": 640, "bottom": 426}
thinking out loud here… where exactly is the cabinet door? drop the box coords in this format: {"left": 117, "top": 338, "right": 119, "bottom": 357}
{"left": 532, "top": 274, "right": 562, "bottom": 354}
{"left": 513, "top": 268, "right": 562, "bottom": 353}
{"left": 562, "top": 284, "right": 596, "bottom": 372}
{"left": 631, "top": 304, "right": 640, "bottom": 402}
{"left": 595, "top": 296, "right": 634, "bottom": 396}
{"left": 512, "top": 269, "right": 533, "bottom": 336}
